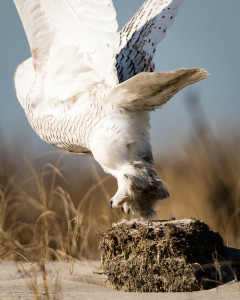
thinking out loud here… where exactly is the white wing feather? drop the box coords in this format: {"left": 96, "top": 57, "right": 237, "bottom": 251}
{"left": 14, "top": 58, "right": 35, "bottom": 109}
{"left": 14, "top": 0, "right": 119, "bottom": 109}
{"left": 116, "top": 0, "right": 183, "bottom": 82}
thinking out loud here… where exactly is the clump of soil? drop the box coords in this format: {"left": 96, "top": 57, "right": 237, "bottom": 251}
{"left": 99, "top": 219, "right": 240, "bottom": 292}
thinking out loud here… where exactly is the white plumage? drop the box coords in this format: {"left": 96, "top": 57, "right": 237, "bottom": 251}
{"left": 14, "top": 0, "right": 209, "bottom": 218}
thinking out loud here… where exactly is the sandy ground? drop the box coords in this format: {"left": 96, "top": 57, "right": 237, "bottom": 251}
{"left": 0, "top": 261, "right": 239, "bottom": 300}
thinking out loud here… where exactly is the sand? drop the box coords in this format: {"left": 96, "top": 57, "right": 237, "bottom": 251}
{"left": 0, "top": 261, "right": 239, "bottom": 300}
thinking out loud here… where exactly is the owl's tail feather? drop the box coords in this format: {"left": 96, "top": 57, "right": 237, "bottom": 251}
{"left": 107, "top": 68, "right": 209, "bottom": 111}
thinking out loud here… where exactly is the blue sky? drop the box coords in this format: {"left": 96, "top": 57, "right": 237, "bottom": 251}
{"left": 0, "top": 0, "right": 239, "bottom": 156}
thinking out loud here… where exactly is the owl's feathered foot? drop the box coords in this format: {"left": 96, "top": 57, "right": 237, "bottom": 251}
{"left": 121, "top": 204, "right": 131, "bottom": 216}
{"left": 110, "top": 161, "right": 169, "bottom": 219}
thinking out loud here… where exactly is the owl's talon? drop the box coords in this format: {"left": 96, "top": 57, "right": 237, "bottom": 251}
{"left": 127, "top": 208, "right": 131, "bottom": 216}
{"left": 121, "top": 206, "right": 125, "bottom": 214}
{"left": 110, "top": 199, "right": 113, "bottom": 209}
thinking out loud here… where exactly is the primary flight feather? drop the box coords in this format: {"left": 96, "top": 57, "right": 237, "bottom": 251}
{"left": 14, "top": 0, "right": 209, "bottom": 218}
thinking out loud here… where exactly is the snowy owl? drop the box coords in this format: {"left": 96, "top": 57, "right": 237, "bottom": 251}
{"left": 13, "top": 0, "right": 209, "bottom": 218}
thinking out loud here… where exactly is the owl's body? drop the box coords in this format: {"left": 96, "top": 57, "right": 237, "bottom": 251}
{"left": 13, "top": 0, "right": 209, "bottom": 218}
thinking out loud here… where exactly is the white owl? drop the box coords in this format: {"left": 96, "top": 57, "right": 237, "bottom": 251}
{"left": 13, "top": 0, "right": 209, "bottom": 218}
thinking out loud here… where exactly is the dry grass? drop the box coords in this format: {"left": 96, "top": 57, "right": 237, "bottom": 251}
{"left": 17, "top": 259, "right": 63, "bottom": 300}
{"left": 157, "top": 95, "right": 240, "bottom": 248}
{"left": 0, "top": 96, "right": 239, "bottom": 263}
{"left": 158, "top": 131, "right": 240, "bottom": 248}
{"left": 0, "top": 150, "right": 122, "bottom": 263}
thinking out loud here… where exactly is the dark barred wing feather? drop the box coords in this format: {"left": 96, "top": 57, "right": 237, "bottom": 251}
{"left": 116, "top": 0, "right": 183, "bottom": 83}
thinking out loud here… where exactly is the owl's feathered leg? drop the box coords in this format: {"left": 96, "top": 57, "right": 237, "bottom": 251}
{"left": 110, "top": 160, "right": 169, "bottom": 218}
{"left": 91, "top": 134, "right": 168, "bottom": 219}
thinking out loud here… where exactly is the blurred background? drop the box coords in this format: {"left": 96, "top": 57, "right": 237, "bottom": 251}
{"left": 0, "top": 0, "right": 239, "bottom": 261}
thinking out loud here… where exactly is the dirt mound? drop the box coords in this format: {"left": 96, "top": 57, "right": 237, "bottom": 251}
{"left": 99, "top": 219, "right": 240, "bottom": 292}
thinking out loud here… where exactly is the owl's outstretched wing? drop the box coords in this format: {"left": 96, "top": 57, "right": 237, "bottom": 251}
{"left": 116, "top": 0, "right": 183, "bottom": 83}
{"left": 14, "top": 0, "right": 118, "bottom": 110}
